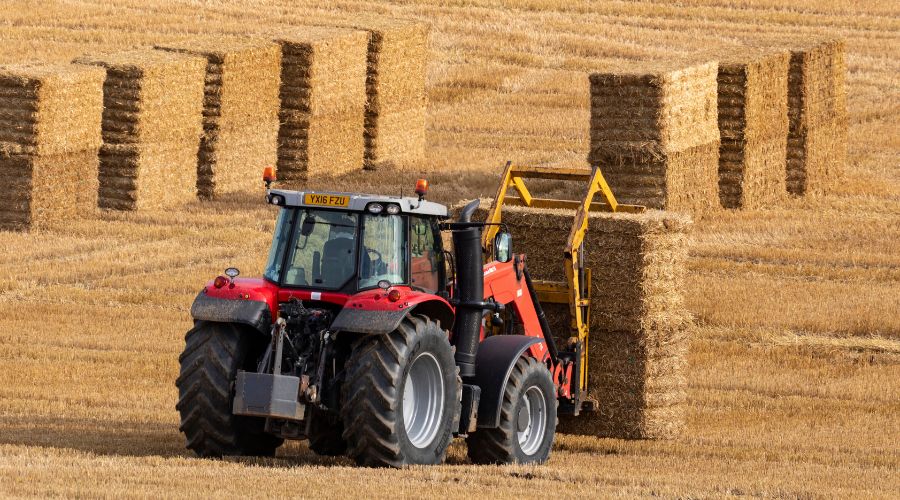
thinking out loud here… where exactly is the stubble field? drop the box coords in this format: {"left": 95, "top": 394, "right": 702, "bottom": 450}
{"left": 1, "top": 0, "right": 898, "bottom": 497}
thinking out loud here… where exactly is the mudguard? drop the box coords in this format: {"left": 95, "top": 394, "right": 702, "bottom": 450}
{"left": 331, "top": 294, "right": 455, "bottom": 335}
{"left": 330, "top": 307, "right": 413, "bottom": 335}
{"left": 473, "top": 335, "right": 544, "bottom": 428}
{"left": 190, "top": 292, "right": 272, "bottom": 335}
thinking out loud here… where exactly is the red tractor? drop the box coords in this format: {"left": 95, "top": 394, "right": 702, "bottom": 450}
{"left": 177, "top": 165, "right": 638, "bottom": 466}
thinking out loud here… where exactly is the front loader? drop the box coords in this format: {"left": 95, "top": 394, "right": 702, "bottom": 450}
{"left": 176, "top": 164, "right": 643, "bottom": 467}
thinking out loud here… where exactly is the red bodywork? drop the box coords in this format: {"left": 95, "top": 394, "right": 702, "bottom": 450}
{"left": 481, "top": 257, "right": 574, "bottom": 399}
{"left": 203, "top": 277, "right": 453, "bottom": 328}
{"left": 204, "top": 255, "right": 572, "bottom": 398}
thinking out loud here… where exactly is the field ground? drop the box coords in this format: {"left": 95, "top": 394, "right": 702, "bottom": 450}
{"left": 1, "top": 0, "right": 899, "bottom": 497}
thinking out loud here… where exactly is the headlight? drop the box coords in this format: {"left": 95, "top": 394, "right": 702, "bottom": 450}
{"left": 367, "top": 203, "right": 384, "bottom": 214}
{"left": 386, "top": 204, "right": 400, "bottom": 215}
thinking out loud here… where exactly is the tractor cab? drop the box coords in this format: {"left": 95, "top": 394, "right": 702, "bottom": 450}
{"left": 261, "top": 186, "right": 449, "bottom": 296}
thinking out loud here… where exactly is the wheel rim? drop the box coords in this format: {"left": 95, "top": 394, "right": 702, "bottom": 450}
{"left": 402, "top": 352, "right": 445, "bottom": 449}
{"left": 517, "top": 385, "right": 547, "bottom": 456}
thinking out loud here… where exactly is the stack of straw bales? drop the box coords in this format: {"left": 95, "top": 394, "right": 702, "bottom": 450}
{"left": 783, "top": 38, "right": 848, "bottom": 196}
{"left": 74, "top": 50, "right": 205, "bottom": 210}
{"left": 717, "top": 49, "right": 790, "bottom": 209}
{"left": 470, "top": 201, "right": 692, "bottom": 439}
{"left": 156, "top": 39, "right": 281, "bottom": 198}
{"left": 274, "top": 28, "right": 368, "bottom": 185}
{"left": 589, "top": 60, "right": 720, "bottom": 212}
{"left": 354, "top": 20, "right": 428, "bottom": 170}
{"left": 0, "top": 64, "right": 103, "bottom": 230}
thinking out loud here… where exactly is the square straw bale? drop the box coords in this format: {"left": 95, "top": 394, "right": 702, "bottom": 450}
{"left": 1, "top": 149, "right": 99, "bottom": 231}
{"left": 589, "top": 59, "right": 720, "bottom": 152}
{"left": 0, "top": 63, "right": 104, "bottom": 156}
{"left": 786, "top": 119, "right": 846, "bottom": 197}
{"left": 350, "top": 19, "right": 428, "bottom": 169}
{"left": 74, "top": 49, "right": 206, "bottom": 209}
{"left": 719, "top": 135, "right": 787, "bottom": 209}
{"left": 785, "top": 38, "right": 847, "bottom": 196}
{"left": 97, "top": 141, "right": 201, "bottom": 211}
{"left": 156, "top": 39, "right": 281, "bottom": 197}
{"left": 747, "top": 37, "right": 848, "bottom": 196}
{"left": 273, "top": 28, "right": 368, "bottom": 185}
{"left": 589, "top": 59, "right": 720, "bottom": 212}
{"left": 0, "top": 63, "right": 103, "bottom": 230}
{"left": 716, "top": 49, "right": 790, "bottom": 209}
{"left": 591, "top": 142, "right": 720, "bottom": 212}
{"left": 467, "top": 202, "right": 692, "bottom": 439}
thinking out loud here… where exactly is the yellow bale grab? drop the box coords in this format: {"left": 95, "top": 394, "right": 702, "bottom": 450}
{"left": 482, "top": 161, "right": 645, "bottom": 396}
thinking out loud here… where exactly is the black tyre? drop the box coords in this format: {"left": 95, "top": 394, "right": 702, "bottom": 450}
{"left": 341, "top": 315, "right": 460, "bottom": 467}
{"left": 176, "top": 321, "right": 283, "bottom": 457}
{"left": 466, "top": 356, "right": 557, "bottom": 464}
{"left": 307, "top": 408, "right": 347, "bottom": 456}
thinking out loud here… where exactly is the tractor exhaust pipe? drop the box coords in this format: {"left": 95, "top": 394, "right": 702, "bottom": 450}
{"left": 452, "top": 199, "right": 484, "bottom": 379}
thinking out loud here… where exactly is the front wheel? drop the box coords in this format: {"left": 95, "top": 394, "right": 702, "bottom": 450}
{"left": 341, "top": 315, "right": 460, "bottom": 467}
{"left": 466, "top": 356, "right": 557, "bottom": 464}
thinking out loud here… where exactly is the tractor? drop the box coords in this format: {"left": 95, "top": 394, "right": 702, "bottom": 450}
{"left": 176, "top": 163, "right": 642, "bottom": 467}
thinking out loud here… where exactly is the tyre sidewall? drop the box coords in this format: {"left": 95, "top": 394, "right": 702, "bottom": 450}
{"left": 509, "top": 360, "right": 557, "bottom": 463}
{"left": 396, "top": 323, "right": 458, "bottom": 464}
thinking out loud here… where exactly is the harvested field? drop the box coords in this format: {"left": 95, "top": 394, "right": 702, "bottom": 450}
{"left": 274, "top": 28, "right": 368, "bottom": 185}
{"left": 0, "top": 1, "right": 898, "bottom": 498}
{"left": 717, "top": 49, "right": 789, "bottom": 209}
{"left": 156, "top": 39, "right": 281, "bottom": 198}
{"left": 471, "top": 203, "right": 691, "bottom": 439}
{"left": 75, "top": 49, "right": 206, "bottom": 210}
{"left": 589, "top": 60, "right": 720, "bottom": 212}
{"left": 0, "top": 63, "right": 103, "bottom": 230}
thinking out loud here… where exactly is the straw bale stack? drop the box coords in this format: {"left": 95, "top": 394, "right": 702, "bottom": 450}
{"left": 468, "top": 201, "right": 692, "bottom": 439}
{"left": 717, "top": 49, "right": 790, "bottom": 209}
{"left": 0, "top": 63, "right": 103, "bottom": 230}
{"left": 155, "top": 39, "right": 281, "bottom": 198}
{"left": 589, "top": 60, "right": 720, "bottom": 212}
{"left": 351, "top": 20, "right": 428, "bottom": 170}
{"left": 783, "top": 38, "right": 848, "bottom": 196}
{"left": 74, "top": 49, "right": 205, "bottom": 210}
{"left": 273, "top": 28, "right": 368, "bottom": 185}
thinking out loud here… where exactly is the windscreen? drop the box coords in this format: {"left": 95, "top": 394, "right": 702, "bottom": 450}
{"left": 276, "top": 209, "right": 360, "bottom": 289}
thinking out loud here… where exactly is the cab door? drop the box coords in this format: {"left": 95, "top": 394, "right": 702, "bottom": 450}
{"left": 409, "top": 216, "right": 445, "bottom": 293}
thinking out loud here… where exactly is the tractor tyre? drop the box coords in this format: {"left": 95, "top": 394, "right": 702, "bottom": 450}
{"left": 176, "top": 321, "right": 283, "bottom": 458}
{"left": 307, "top": 408, "right": 347, "bottom": 456}
{"left": 466, "top": 356, "right": 557, "bottom": 464}
{"left": 341, "top": 315, "right": 460, "bottom": 467}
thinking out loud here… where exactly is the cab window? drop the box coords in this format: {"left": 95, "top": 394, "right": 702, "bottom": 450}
{"left": 410, "top": 216, "right": 442, "bottom": 293}
{"left": 359, "top": 214, "right": 408, "bottom": 289}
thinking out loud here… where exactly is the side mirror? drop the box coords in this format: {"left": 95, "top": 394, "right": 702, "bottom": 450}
{"left": 300, "top": 215, "right": 316, "bottom": 236}
{"left": 493, "top": 231, "right": 513, "bottom": 263}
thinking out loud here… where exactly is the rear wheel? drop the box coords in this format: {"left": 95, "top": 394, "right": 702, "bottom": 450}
{"left": 176, "top": 321, "right": 283, "bottom": 457}
{"left": 466, "top": 356, "right": 557, "bottom": 464}
{"left": 341, "top": 315, "right": 460, "bottom": 467}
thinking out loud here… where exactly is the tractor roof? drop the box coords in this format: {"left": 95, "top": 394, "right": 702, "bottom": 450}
{"left": 267, "top": 189, "right": 448, "bottom": 217}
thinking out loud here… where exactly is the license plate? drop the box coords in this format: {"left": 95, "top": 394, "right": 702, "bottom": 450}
{"left": 304, "top": 193, "right": 350, "bottom": 208}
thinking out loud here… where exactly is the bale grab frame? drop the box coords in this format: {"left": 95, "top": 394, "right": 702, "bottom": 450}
{"left": 482, "top": 161, "right": 645, "bottom": 394}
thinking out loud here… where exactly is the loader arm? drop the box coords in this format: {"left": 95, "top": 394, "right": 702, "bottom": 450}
{"left": 482, "top": 258, "right": 550, "bottom": 362}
